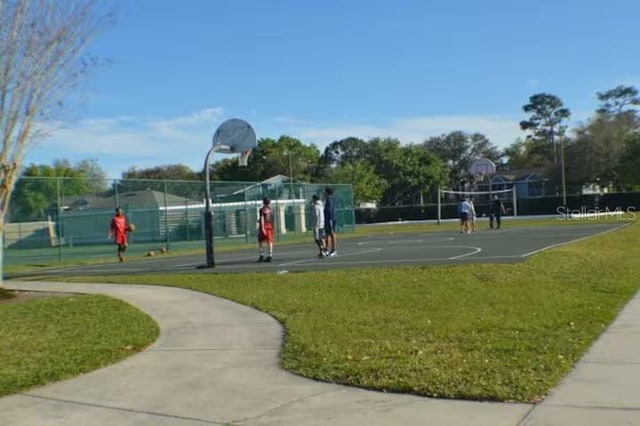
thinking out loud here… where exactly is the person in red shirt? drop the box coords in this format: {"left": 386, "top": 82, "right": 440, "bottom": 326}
{"left": 257, "top": 197, "right": 274, "bottom": 262}
{"left": 108, "top": 207, "right": 129, "bottom": 263}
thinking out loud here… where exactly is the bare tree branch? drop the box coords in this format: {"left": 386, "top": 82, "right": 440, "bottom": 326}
{"left": 0, "top": 0, "right": 112, "bottom": 283}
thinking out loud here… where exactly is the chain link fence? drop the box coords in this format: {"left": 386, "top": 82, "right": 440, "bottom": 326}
{"left": 4, "top": 177, "right": 355, "bottom": 265}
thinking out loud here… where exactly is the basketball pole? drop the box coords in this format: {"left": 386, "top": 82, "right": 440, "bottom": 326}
{"left": 436, "top": 185, "right": 441, "bottom": 225}
{"left": 203, "top": 144, "right": 229, "bottom": 268}
{"left": 201, "top": 119, "right": 257, "bottom": 269}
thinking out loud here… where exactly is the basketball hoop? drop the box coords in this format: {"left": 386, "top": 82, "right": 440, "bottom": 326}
{"left": 238, "top": 149, "right": 252, "bottom": 167}
{"left": 469, "top": 158, "right": 496, "bottom": 181}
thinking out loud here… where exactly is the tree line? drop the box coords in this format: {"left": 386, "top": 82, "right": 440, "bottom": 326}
{"left": 10, "top": 85, "right": 640, "bottom": 220}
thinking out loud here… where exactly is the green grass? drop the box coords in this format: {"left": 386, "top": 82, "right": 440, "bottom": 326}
{"left": 61, "top": 218, "right": 639, "bottom": 403}
{"left": 0, "top": 294, "right": 159, "bottom": 397}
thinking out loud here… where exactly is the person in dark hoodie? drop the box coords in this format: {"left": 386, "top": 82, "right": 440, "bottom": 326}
{"left": 489, "top": 195, "right": 506, "bottom": 229}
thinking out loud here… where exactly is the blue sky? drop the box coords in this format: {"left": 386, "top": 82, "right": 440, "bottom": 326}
{"left": 31, "top": 0, "right": 640, "bottom": 178}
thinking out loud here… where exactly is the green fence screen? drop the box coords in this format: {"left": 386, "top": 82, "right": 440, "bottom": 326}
{"left": 4, "top": 177, "right": 355, "bottom": 266}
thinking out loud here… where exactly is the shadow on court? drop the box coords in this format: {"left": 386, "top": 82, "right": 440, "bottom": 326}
{"left": 6, "top": 223, "right": 625, "bottom": 279}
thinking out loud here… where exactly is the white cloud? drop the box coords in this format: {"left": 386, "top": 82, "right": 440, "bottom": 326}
{"left": 29, "top": 108, "right": 225, "bottom": 178}
{"left": 27, "top": 110, "right": 539, "bottom": 178}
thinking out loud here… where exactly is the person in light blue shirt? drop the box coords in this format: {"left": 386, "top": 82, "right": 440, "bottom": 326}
{"left": 457, "top": 197, "right": 472, "bottom": 234}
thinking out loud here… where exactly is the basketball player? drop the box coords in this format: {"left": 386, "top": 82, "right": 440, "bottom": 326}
{"left": 108, "top": 207, "right": 129, "bottom": 263}
{"left": 257, "top": 197, "right": 274, "bottom": 262}
{"left": 311, "top": 195, "right": 327, "bottom": 258}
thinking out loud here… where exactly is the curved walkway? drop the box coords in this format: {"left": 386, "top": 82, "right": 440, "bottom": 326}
{"left": 1, "top": 281, "right": 638, "bottom": 425}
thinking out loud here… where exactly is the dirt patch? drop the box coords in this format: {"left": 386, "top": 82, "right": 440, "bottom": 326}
{"left": 0, "top": 290, "right": 77, "bottom": 304}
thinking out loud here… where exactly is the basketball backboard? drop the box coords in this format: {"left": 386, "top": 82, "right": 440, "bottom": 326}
{"left": 212, "top": 118, "right": 257, "bottom": 153}
{"left": 468, "top": 158, "right": 496, "bottom": 179}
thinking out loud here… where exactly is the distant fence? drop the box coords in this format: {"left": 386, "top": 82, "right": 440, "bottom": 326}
{"left": 4, "top": 177, "right": 354, "bottom": 265}
{"left": 355, "top": 192, "right": 640, "bottom": 223}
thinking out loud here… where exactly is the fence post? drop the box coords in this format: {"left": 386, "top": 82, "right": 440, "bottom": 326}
{"left": 114, "top": 179, "right": 119, "bottom": 208}
{"left": 57, "top": 177, "right": 62, "bottom": 262}
{"left": 437, "top": 186, "right": 441, "bottom": 225}
{"left": 244, "top": 183, "right": 249, "bottom": 244}
{"left": 163, "top": 180, "right": 170, "bottom": 251}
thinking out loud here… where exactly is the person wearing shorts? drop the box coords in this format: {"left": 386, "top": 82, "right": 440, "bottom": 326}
{"left": 108, "top": 207, "right": 129, "bottom": 263}
{"left": 311, "top": 195, "right": 327, "bottom": 258}
{"left": 468, "top": 197, "right": 477, "bottom": 233}
{"left": 323, "top": 186, "right": 337, "bottom": 256}
{"left": 257, "top": 197, "right": 274, "bottom": 262}
{"left": 457, "top": 198, "right": 471, "bottom": 234}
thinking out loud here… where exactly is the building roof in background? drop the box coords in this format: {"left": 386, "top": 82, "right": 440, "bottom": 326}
{"left": 61, "top": 190, "right": 197, "bottom": 213}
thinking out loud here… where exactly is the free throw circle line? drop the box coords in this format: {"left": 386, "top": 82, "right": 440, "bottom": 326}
{"left": 448, "top": 246, "right": 483, "bottom": 260}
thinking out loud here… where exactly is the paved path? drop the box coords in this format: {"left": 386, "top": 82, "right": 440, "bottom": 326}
{"left": 1, "top": 281, "right": 639, "bottom": 425}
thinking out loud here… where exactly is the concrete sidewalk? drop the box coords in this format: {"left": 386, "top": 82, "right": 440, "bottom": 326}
{"left": 1, "top": 281, "right": 638, "bottom": 425}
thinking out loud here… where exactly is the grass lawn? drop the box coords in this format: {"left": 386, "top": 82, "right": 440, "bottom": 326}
{"left": 59, "top": 217, "right": 639, "bottom": 403}
{"left": 0, "top": 294, "right": 159, "bottom": 397}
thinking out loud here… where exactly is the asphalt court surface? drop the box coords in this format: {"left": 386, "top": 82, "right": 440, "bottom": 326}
{"left": 9, "top": 222, "right": 626, "bottom": 278}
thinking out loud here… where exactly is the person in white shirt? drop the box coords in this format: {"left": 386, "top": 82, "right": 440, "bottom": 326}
{"left": 311, "top": 195, "right": 327, "bottom": 258}
{"left": 457, "top": 197, "right": 472, "bottom": 234}
{"left": 468, "top": 197, "right": 477, "bottom": 233}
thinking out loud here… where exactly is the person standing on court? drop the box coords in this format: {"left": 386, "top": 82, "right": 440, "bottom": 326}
{"left": 257, "top": 197, "right": 274, "bottom": 262}
{"left": 108, "top": 207, "right": 129, "bottom": 263}
{"left": 489, "top": 195, "right": 506, "bottom": 229}
{"left": 457, "top": 197, "right": 471, "bottom": 234}
{"left": 323, "top": 186, "right": 337, "bottom": 256}
{"left": 468, "top": 197, "right": 477, "bottom": 233}
{"left": 311, "top": 195, "right": 327, "bottom": 258}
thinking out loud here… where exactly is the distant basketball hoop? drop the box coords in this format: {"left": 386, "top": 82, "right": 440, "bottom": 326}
{"left": 468, "top": 158, "right": 496, "bottom": 181}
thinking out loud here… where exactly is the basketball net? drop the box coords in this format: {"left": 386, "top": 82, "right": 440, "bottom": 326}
{"left": 238, "top": 149, "right": 252, "bottom": 167}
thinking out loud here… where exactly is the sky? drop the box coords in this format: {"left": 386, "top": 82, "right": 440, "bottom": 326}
{"left": 29, "top": 0, "right": 640, "bottom": 179}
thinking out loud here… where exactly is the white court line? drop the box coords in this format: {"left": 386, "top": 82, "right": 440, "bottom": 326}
{"left": 279, "top": 255, "right": 509, "bottom": 267}
{"left": 448, "top": 246, "right": 483, "bottom": 260}
{"left": 276, "top": 248, "right": 382, "bottom": 267}
{"left": 520, "top": 222, "right": 630, "bottom": 258}
{"left": 384, "top": 239, "right": 425, "bottom": 244}
{"left": 175, "top": 263, "right": 201, "bottom": 268}
{"left": 419, "top": 234, "right": 455, "bottom": 240}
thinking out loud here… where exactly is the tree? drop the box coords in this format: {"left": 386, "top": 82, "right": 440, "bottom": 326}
{"left": 423, "top": 131, "right": 500, "bottom": 190}
{"left": 397, "top": 145, "right": 448, "bottom": 205}
{"left": 502, "top": 137, "right": 557, "bottom": 170}
{"left": 121, "top": 164, "right": 200, "bottom": 181}
{"left": 10, "top": 159, "right": 108, "bottom": 221}
{"left": 566, "top": 86, "right": 640, "bottom": 190}
{"left": 361, "top": 138, "right": 445, "bottom": 205}
{"left": 596, "top": 85, "right": 640, "bottom": 116}
{"left": 115, "top": 163, "right": 203, "bottom": 199}
{"left": 618, "top": 132, "right": 640, "bottom": 189}
{"left": 324, "top": 160, "right": 388, "bottom": 205}
{"left": 215, "top": 136, "right": 321, "bottom": 183}
{"left": 0, "top": 0, "right": 112, "bottom": 285}
{"left": 519, "top": 93, "right": 571, "bottom": 164}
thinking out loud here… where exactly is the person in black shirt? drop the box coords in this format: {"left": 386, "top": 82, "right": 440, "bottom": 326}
{"left": 489, "top": 195, "right": 506, "bottom": 229}
{"left": 323, "top": 187, "right": 337, "bottom": 256}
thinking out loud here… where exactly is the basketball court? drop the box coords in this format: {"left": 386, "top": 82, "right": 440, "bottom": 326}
{"left": 6, "top": 222, "right": 624, "bottom": 279}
